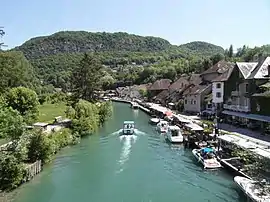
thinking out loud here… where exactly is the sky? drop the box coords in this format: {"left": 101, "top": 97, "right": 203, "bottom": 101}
{"left": 1, "top": 0, "right": 270, "bottom": 50}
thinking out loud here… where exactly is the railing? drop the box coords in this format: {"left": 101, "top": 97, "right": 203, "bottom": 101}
{"left": 223, "top": 104, "right": 250, "bottom": 112}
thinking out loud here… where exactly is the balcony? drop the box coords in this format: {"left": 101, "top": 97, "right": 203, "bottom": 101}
{"left": 231, "top": 91, "right": 240, "bottom": 96}
{"left": 223, "top": 104, "right": 250, "bottom": 112}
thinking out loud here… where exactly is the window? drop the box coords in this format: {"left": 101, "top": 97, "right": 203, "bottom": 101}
{"left": 184, "top": 100, "right": 187, "bottom": 104}
{"left": 193, "top": 100, "right": 196, "bottom": 105}
{"left": 181, "top": 83, "right": 184, "bottom": 87}
{"left": 216, "top": 92, "right": 221, "bottom": 98}
{"left": 245, "top": 83, "right": 249, "bottom": 92}
{"left": 216, "top": 83, "right": 221, "bottom": 88}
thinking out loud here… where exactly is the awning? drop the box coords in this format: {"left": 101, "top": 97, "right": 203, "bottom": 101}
{"left": 222, "top": 110, "right": 270, "bottom": 123}
{"left": 185, "top": 123, "right": 204, "bottom": 131}
{"left": 172, "top": 114, "right": 191, "bottom": 123}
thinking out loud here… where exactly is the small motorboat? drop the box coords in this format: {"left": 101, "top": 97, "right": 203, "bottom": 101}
{"left": 156, "top": 120, "right": 169, "bottom": 133}
{"left": 165, "top": 125, "right": 183, "bottom": 143}
{"left": 131, "top": 102, "right": 139, "bottom": 109}
{"left": 192, "top": 147, "right": 222, "bottom": 169}
{"left": 234, "top": 176, "right": 270, "bottom": 202}
{"left": 150, "top": 117, "right": 160, "bottom": 125}
{"left": 121, "top": 121, "right": 135, "bottom": 135}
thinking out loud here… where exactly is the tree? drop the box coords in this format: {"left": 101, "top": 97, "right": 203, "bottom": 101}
{"left": 70, "top": 53, "right": 104, "bottom": 102}
{"left": 0, "top": 107, "right": 25, "bottom": 139}
{"left": 0, "top": 51, "right": 37, "bottom": 93}
{"left": 27, "top": 129, "right": 55, "bottom": 163}
{"left": 5, "top": 87, "right": 39, "bottom": 123}
{"left": 210, "top": 53, "right": 224, "bottom": 65}
{"left": 66, "top": 100, "right": 100, "bottom": 136}
{"left": 228, "top": 45, "right": 233, "bottom": 58}
{"left": 100, "top": 74, "right": 116, "bottom": 90}
{"left": 98, "top": 101, "right": 113, "bottom": 125}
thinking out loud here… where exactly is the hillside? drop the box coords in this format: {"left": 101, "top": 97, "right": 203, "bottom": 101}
{"left": 12, "top": 31, "right": 227, "bottom": 90}
{"left": 14, "top": 31, "right": 225, "bottom": 59}
{"left": 179, "top": 41, "right": 224, "bottom": 57}
{"left": 14, "top": 31, "right": 173, "bottom": 59}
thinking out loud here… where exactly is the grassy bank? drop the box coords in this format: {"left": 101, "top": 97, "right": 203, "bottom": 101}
{"left": 38, "top": 102, "right": 67, "bottom": 122}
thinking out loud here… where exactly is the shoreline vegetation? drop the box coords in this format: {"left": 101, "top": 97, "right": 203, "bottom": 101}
{"left": 0, "top": 53, "right": 113, "bottom": 195}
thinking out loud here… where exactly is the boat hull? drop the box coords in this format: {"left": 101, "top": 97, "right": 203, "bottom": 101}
{"left": 234, "top": 176, "right": 270, "bottom": 202}
{"left": 120, "top": 129, "right": 135, "bottom": 135}
{"left": 192, "top": 149, "right": 222, "bottom": 169}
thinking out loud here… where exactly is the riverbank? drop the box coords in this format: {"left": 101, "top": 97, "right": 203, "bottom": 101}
{"left": 0, "top": 100, "right": 113, "bottom": 196}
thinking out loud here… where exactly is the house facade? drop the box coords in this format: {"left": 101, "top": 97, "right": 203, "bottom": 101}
{"left": 183, "top": 61, "right": 233, "bottom": 114}
{"left": 183, "top": 84, "right": 212, "bottom": 113}
{"left": 220, "top": 57, "right": 270, "bottom": 132}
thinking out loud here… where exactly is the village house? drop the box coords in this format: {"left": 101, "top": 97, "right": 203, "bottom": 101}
{"left": 148, "top": 79, "right": 171, "bottom": 103}
{"left": 183, "top": 61, "right": 234, "bottom": 114}
{"left": 219, "top": 56, "right": 270, "bottom": 133}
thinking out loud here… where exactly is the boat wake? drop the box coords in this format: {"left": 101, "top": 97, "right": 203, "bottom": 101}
{"left": 116, "top": 135, "right": 138, "bottom": 174}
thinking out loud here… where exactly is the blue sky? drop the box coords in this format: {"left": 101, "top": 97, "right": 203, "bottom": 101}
{"left": 1, "top": 0, "right": 270, "bottom": 49}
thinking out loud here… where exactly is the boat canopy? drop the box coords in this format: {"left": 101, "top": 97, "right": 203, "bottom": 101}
{"left": 169, "top": 125, "right": 180, "bottom": 131}
{"left": 124, "top": 121, "right": 135, "bottom": 124}
{"left": 201, "top": 147, "right": 214, "bottom": 153}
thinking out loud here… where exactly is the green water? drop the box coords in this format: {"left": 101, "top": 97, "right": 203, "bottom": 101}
{"left": 13, "top": 102, "right": 247, "bottom": 202}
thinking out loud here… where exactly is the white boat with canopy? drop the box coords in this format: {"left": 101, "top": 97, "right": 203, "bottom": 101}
{"left": 165, "top": 125, "right": 183, "bottom": 143}
{"left": 156, "top": 120, "right": 169, "bottom": 133}
{"left": 192, "top": 147, "right": 222, "bottom": 169}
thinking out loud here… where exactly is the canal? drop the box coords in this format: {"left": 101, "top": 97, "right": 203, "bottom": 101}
{"left": 13, "top": 102, "right": 247, "bottom": 202}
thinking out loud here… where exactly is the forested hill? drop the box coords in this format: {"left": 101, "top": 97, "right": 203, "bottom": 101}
{"left": 14, "top": 31, "right": 225, "bottom": 59}
{"left": 179, "top": 41, "right": 224, "bottom": 57}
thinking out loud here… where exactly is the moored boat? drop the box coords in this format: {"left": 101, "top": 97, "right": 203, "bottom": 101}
{"left": 121, "top": 121, "right": 135, "bottom": 135}
{"left": 131, "top": 102, "right": 139, "bottom": 109}
{"left": 192, "top": 147, "right": 222, "bottom": 169}
{"left": 156, "top": 120, "right": 169, "bottom": 133}
{"left": 234, "top": 176, "right": 270, "bottom": 202}
{"left": 149, "top": 117, "right": 160, "bottom": 125}
{"left": 165, "top": 125, "right": 183, "bottom": 143}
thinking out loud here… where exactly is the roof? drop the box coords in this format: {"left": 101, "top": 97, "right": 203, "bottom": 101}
{"left": 247, "top": 57, "right": 270, "bottom": 79}
{"left": 33, "top": 122, "right": 49, "bottom": 127}
{"left": 222, "top": 110, "right": 270, "bottom": 123}
{"left": 212, "top": 65, "right": 235, "bottom": 82}
{"left": 260, "top": 81, "right": 270, "bottom": 89}
{"left": 201, "top": 60, "right": 235, "bottom": 75}
{"left": 148, "top": 79, "right": 171, "bottom": 91}
{"left": 252, "top": 91, "right": 270, "bottom": 97}
{"left": 236, "top": 62, "right": 258, "bottom": 79}
{"left": 124, "top": 121, "right": 134, "bottom": 124}
{"left": 169, "top": 76, "right": 189, "bottom": 91}
{"left": 155, "top": 90, "right": 169, "bottom": 101}
{"left": 188, "top": 74, "right": 202, "bottom": 86}
{"left": 183, "top": 84, "right": 211, "bottom": 95}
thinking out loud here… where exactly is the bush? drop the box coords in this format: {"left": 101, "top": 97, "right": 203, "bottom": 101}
{"left": 27, "top": 130, "right": 55, "bottom": 164}
{"left": 50, "top": 128, "right": 73, "bottom": 150}
{"left": 0, "top": 154, "right": 25, "bottom": 190}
